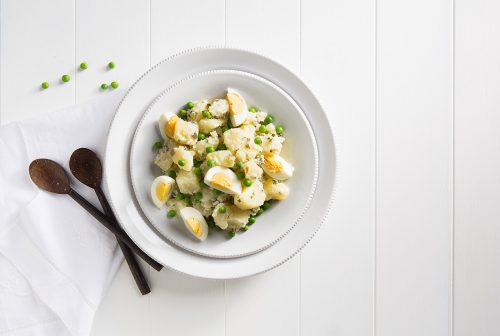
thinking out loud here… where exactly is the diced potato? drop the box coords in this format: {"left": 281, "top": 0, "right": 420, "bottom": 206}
{"left": 172, "top": 147, "right": 194, "bottom": 171}
{"left": 234, "top": 180, "right": 266, "bottom": 210}
{"left": 208, "top": 99, "right": 229, "bottom": 117}
{"left": 154, "top": 147, "right": 173, "bottom": 172}
{"left": 227, "top": 206, "right": 251, "bottom": 231}
{"left": 212, "top": 203, "right": 231, "bottom": 229}
{"left": 243, "top": 160, "right": 263, "bottom": 180}
{"left": 173, "top": 119, "right": 198, "bottom": 146}
{"left": 265, "top": 123, "right": 276, "bottom": 134}
{"left": 176, "top": 170, "right": 201, "bottom": 195}
{"left": 194, "top": 131, "right": 219, "bottom": 160}
{"left": 193, "top": 188, "right": 217, "bottom": 217}
{"left": 198, "top": 118, "right": 224, "bottom": 134}
{"left": 167, "top": 198, "right": 187, "bottom": 212}
{"left": 244, "top": 111, "right": 268, "bottom": 127}
{"left": 234, "top": 142, "right": 262, "bottom": 162}
{"left": 223, "top": 125, "right": 255, "bottom": 153}
{"left": 206, "top": 150, "right": 236, "bottom": 168}
{"left": 212, "top": 204, "right": 250, "bottom": 231}
{"left": 263, "top": 178, "right": 290, "bottom": 200}
{"left": 260, "top": 134, "right": 284, "bottom": 155}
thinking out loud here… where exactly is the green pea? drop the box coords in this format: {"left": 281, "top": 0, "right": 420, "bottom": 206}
{"left": 218, "top": 205, "right": 226, "bottom": 214}
{"left": 237, "top": 171, "right": 245, "bottom": 180}
{"left": 235, "top": 161, "right": 243, "bottom": 169}
{"left": 258, "top": 125, "right": 267, "bottom": 133}
{"left": 168, "top": 170, "right": 177, "bottom": 179}
{"left": 193, "top": 167, "right": 202, "bottom": 177}
{"left": 249, "top": 106, "right": 258, "bottom": 112}
{"left": 200, "top": 180, "right": 208, "bottom": 188}
{"left": 206, "top": 146, "right": 215, "bottom": 153}
{"left": 41, "top": 82, "right": 49, "bottom": 89}
{"left": 100, "top": 83, "right": 108, "bottom": 90}
{"left": 153, "top": 141, "right": 163, "bottom": 150}
{"left": 178, "top": 159, "right": 186, "bottom": 167}
{"left": 248, "top": 216, "right": 256, "bottom": 225}
{"left": 221, "top": 126, "right": 228, "bottom": 133}
{"left": 227, "top": 231, "right": 236, "bottom": 239}
{"left": 192, "top": 192, "right": 203, "bottom": 203}
{"left": 178, "top": 109, "right": 188, "bottom": 119}
{"left": 243, "top": 179, "right": 252, "bottom": 187}
{"left": 256, "top": 208, "right": 264, "bottom": 216}
{"left": 198, "top": 133, "right": 206, "bottom": 140}
{"left": 216, "top": 143, "right": 227, "bottom": 151}
{"left": 175, "top": 193, "right": 185, "bottom": 200}
{"left": 264, "top": 115, "right": 274, "bottom": 125}
{"left": 186, "top": 101, "right": 195, "bottom": 109}
{"left": 262, "top": 201, "right": 271, "bottom": 210}
{"left": 110, "top": 81, "right": 119, "bottom": 89}
{"left": 193, "top": 160, "right": 202, "bottom": 167}
{"left": 202, "top": 110, "right": 212, "bottom": 118}
{"left": 167, "top": 209, "right": 176, "bottom": 218}
{"left": 79, "top": 62, "right": 88, "bottom": 70}
{"left": 254, "top": 137, "right": 262, "bottom": 145}
{"left": 215, "top": 225, "right": 222, "bottom": 231}
{"left": 206, "top": 216, "right": 216, "bottom": 228}
{"left": 61, "top": 74, "right": 70, "bottom": 82}
{"left": 207, "top": 159, "right": 216, "bottom": 168}
{"left": 108, "top": 61, "right": 115, "bottom": 69}
{"left": 242, "top": 225, "right": 249, "bottom": 231}
{"left": 212, "top": 189, "right": 222, "bottom": 196}
{"left": 276, "top": 125, "right": 285, "bottom": 134}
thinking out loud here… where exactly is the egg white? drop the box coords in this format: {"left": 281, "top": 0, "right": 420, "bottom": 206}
{"left": 204, "top": 166, "right": 242, "bottom": 195}
{"left": 226, "top": 88, "right": 248, "bottom": 127}
{"left": 179, "top": 207, "right": 208, "bottom": 241}
{"left": 261, "top": 154, "right": 294, "bottom": 180}
{"left": 150, "top": 175, "right": 176, "bottom": 208}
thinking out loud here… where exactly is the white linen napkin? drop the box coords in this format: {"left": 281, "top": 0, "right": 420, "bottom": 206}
{"left": 0, "top": 91, "right": 128, "bottom": 336}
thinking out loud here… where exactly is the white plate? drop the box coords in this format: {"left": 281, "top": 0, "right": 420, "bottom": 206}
{"left": 131, "top": 70, "right": 318, "bottom": 258}
{"left": 104, "top": 47, "right": 336, "bottom": 279}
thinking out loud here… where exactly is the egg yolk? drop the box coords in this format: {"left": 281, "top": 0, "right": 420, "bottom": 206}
{"left": 264, "top": 155, "right": 283, "bottom": 173}
{"left": 186, "top": 218, "right": 202, "bottom": 237}
{"left": 227, "top": 92, "right": 245, "bottom": 115}
{"left": 165, "top": 115, "right": 179, "bottom": 138}
{"left": 211, "top": 173, "right": 233, "bottom": 190}
{"left": 155, "top": 182, "right": 171, "bottom": 202}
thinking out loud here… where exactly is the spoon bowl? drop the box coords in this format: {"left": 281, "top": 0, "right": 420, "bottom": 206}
{"left": 29, "top": 159, "right": 71, "bottom": 194}
{"left": 69, "top": 148, "right": 101, "bottom": 189}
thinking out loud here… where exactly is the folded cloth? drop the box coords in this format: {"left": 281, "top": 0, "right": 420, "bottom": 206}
{"left": 0, "top": 92, "right": 127, "bottom": 336}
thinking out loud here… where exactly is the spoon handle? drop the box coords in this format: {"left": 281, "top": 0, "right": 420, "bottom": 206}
{"left": 95, "top": 187, "right": 151, "bottom": 295}
{"left": 68, "top": 189, "right": 163, "bottom": 271}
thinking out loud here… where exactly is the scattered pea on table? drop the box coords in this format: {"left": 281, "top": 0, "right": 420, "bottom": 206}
{"left": 41, "top": 82, "right": 49, "bottom": 89}
{"left": 108, "top": 61, "right": 115, "bottom": 69}
{"left": 100, "top": 83, "right": 108, "bottom": 90}
{"left": 61, "top": 74, "right": 70, "bottom": 83}
{"left": 110, "top": 81, "right": 119, "bottom": 89}
{"left": 79, "top": 62, "right": 88, "bottom": 70}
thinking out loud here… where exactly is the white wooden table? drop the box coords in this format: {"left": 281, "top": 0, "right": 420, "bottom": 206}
{"left": 1, "top": 0, "right": 499, "bottom": 335}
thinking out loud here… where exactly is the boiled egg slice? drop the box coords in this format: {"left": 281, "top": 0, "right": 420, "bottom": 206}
{"left": 179, "top": 207, "right": 208, "bottom": 241}
{"left": 226, "top": 88, "right": 248, "bottom": 127}
{"left": 158, "top": 112, "right": 179, "bottom": 140}
{"left": 150, "top": 175, "right": 176, "bottom": 208}
{"left": 204, "top": 166, "right": 242, "bottom": 195}
{"left": 262, "top": 154, "right": 294, "bottom": 180}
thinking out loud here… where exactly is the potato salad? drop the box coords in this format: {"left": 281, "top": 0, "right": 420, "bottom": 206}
{"left": 150, "top": 88, "right": 294, "bottom": 240}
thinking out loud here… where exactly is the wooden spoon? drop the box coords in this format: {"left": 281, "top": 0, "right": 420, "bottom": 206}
{"left": 70, "top": 148, "right": 151, "bottom": 295}
{"left": 29, "top": 159, "right": 163, "bottom": 272}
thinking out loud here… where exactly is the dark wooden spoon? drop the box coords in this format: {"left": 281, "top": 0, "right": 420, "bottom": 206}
{"left": 29, "top": 159, "right": 163, "bottom": 272}
{"left": 70, "top": 148, "right": 151, "bottom": 295}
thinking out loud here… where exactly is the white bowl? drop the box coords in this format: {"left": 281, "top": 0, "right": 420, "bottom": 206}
{"left": 130, "top": 70, "right": 318, "bottom": 258}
